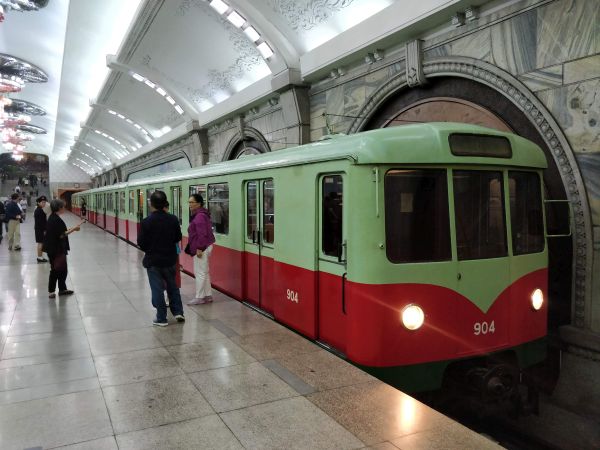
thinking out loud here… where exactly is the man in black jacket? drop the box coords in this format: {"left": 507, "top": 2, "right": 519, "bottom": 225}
{"left": 137, "top": 190, "right": 185, "bottom": 326}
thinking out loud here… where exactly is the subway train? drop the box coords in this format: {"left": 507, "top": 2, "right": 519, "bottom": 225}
{"left": 73, "top": 123, "right": 548, "bottom": 409}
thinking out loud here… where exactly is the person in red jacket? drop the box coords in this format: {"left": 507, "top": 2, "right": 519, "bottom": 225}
{"left": 186, "top": 193, "right": 215, "bottom": 305}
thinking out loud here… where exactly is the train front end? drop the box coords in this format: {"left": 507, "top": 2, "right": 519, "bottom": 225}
{"left": 343, "top": 126, "right": 548, "bottom": 412}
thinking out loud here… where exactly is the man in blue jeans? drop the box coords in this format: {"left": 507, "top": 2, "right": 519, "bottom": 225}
{"left": 137, "top": 190, "right": 185, "bottom": 326}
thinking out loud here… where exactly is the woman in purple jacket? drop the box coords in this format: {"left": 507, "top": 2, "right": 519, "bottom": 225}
{"left": 187, "top": 193, "right": 216, "bottom": 305}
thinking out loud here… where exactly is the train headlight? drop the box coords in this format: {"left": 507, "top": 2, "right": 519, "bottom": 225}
{"left": 531, "top": 289, "right": 544, "bottom": 311}
{"left": 401, "top": 304, "right": 424, "bottom": 330}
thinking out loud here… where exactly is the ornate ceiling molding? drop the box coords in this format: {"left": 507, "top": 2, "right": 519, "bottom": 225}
{"left": 266, "top": 0, "right": 356, "bottom": 31}
{"left": 349, "top": 56, "right": 593, "bottom": 330}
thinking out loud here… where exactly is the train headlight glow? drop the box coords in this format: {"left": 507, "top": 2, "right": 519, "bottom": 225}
{"left": 401, "top": 304, "right": 424, "bottom": 330}
{"left": 531, "top": 289, "right": 544, "bottom": 311}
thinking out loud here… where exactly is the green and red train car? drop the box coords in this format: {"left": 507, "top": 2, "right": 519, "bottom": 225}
{"left": 73, "top": 123, "right": 548, "bottom": 399}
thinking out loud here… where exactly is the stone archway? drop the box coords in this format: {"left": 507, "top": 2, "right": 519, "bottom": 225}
{"left": 349, "top": 56, "right": 592, "bottom": 331}
{"left": 223, "top": 127, "right": 271, "bottom": 161}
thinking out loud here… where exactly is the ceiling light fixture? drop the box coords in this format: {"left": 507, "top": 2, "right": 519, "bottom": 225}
{"left": 257, "top": 42, "right": 274, "bottom": 59}
{"left": 209, "top": 0, "right": 229, "bottom": 14}
{"left": 243, "top": 26, "right": 260, "bottom": 42}
{"left": 227, "top": 11, "right": 245, "bottom": 28}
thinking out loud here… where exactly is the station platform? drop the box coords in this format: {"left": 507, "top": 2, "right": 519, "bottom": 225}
{"left": 0, "top": 213, "right": 501, "bottom": 449}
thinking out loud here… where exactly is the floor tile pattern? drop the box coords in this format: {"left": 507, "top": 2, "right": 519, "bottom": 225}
{"left": 0, "top": 214, "right": 502, "bottom": 449}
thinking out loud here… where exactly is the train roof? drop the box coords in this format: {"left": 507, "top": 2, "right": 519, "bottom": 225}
{"left": 74, "top": 123, "right": 546, "bottom": 195}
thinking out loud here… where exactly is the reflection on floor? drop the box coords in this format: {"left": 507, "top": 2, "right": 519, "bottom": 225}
{"left": 0, "top": 213, "right": 501, "bottom": 449}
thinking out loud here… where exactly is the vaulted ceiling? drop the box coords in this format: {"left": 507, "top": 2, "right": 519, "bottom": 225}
{"left": 0, "top": 0, "right": 479, "bottom": 178}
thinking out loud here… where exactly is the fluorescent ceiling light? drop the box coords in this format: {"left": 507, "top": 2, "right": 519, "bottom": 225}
{"left": 144, "top": 79, "right": 156, "bottom": 88}
{"left": 166, "top": 96, "right": 176, "bottom": 105}
{"left": 132, "top": 72, "right": 144, "bottom": 82}
{"left": 160, "top": 126, "right": 172, "bottom": 134}
{"left": 209, "top": 0, "right": 228, "bottom": 14}
{"left": 108, "top": 110, "right": 116, "bottom": 115}
{"left": 144, "top": 135, "right": 152, "bottom": 143}
{"left": 227, "top": 11, "right": 245, "bottom": 28}
{"left": 257, "top": 42, "right": 274, "bottom": 59}
{"left": 174, "top": 105, "right": 184, "bottom": 114}
{"left": 243, "top": 26, "right": 260, "bottom": 42}
{"left": 117, "top": 114, "right": 125, "bottom": 119}
{"left": 156, "top": 87, "right": 166, "bottom": 96}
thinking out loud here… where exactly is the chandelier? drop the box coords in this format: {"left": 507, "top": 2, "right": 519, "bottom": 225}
{"left": 0, "top": 1, "right": 49, "bottom": 22}
{"left": 0, "top": 54, "right": 47, "bottom": 158}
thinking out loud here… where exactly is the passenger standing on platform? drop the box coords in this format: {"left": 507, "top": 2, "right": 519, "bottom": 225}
{"left": 34, "top": 196, "right": 49, "bottom": 263}
{"left": 186, "top": 193, "right": 215, "bottom": 305}
{"left": 137, "top": 190, "right": 185, "bottom": 326}
{"left": 5, "top": 193, "right": 22, "bottom": 251}
{"left": 44, "top": 199, "right": 83, "bottom": 298}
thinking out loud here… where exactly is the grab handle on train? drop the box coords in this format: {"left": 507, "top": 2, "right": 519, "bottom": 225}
{"left": 338, "top": 240, "right": 347, "bottom": 264}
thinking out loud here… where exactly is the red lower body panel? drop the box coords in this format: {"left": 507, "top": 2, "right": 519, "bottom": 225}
{"left": 118, "top": 218, "right": 127, "bottom": 240}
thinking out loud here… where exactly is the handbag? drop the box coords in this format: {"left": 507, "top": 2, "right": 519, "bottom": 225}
{"left": 52, "top": 253, "right": 67, "bottom": 272}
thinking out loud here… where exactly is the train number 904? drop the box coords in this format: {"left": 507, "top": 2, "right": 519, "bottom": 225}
{"left": 286, "top": 289, "right": 299, "bottom": 303}
{"left": 473, "top": 321, "right": 495, "bottom": 335}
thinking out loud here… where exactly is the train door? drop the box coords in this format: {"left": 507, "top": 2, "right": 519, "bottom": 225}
{"left": 243, "top": 179, "right": 275, "bottom": 314}
{"left": 102, "top": 193, "right": 107, "bottom": 229}
{"left": 317, "top": 174, "right": 346, "bottom": 350}
{"left": 452, "top": 169, "right": 510, "bottom": 352}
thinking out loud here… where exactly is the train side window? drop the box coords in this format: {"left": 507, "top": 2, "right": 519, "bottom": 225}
{"left": 453, "top": 170, "right": 507, "bottom": 260}
{"left": 263, "top": 180, "right": 274, "bottom": 244}
{"left": 385, "top": 170, "right": 451, "bottom": 263}
{"left": 120, "top": 191, "right": 126, "bottom": 214}
{"left": 509, "top": 171, "right": 544, "bottom": 255}
{"left": 128, "top": 191, "right": 134, "bottom": 214}
{"left": 208, "top": 183, "right": 229, "bottom": 234}
{"left": 171, "top": 186, "right": 182, "bottom": 224}
{"left": 322, "top": 175, "right": 343, "bottom": 257}
{"left": 246, "top": 181, "right": 257, "bottom": 239}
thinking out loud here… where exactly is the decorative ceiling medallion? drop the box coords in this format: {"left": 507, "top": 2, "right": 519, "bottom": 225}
{"left": 16, "top": 123, "right": 46, "bottom": 134}
{"left": 0, "top": 53, "right": 48, "bottom": 83}
{"left": 267, "top": 0, "right": 356, "bottom": 31}
{"left": 5, "top": 99, "right": 46, "bottom": 115}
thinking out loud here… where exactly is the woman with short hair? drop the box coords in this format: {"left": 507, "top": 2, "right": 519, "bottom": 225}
{"left": 44, "top": 199, "right": 83, "bottom": 298}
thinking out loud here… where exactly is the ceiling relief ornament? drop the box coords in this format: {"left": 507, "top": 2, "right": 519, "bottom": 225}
{"left": 267, "top": 0, "right": 356, "bottom": 31}
{"left": 140, "top": 5, "right": 266, "bottom": 109}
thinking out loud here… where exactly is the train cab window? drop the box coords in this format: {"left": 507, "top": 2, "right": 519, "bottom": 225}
{"left": 322, "top": 175, "right": 343, "bottom": 257}
{"left": 509, "top": 171, "right": 544, "bottom": 255}
{"left": 453, "top": 170, "right": 507, "bottom": 260}
{"left": 263, "top": 180, "right": 275, "bottom": 244}
{"left": 208, "top": 183, "right": 229, "bottom": 234}
{"left": 385, "top": 170, "right": 451, "bottom": 263}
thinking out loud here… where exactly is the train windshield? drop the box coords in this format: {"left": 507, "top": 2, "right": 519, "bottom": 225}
{"left": 453, "top": 171, "right": 507, "bottom": 260}
{"left": 384, "top": 169, "right": 451, "bottom": 263}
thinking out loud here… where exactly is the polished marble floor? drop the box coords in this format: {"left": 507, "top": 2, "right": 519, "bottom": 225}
{"left": 0, "top": 213, "right": 501, "bottom": 449}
